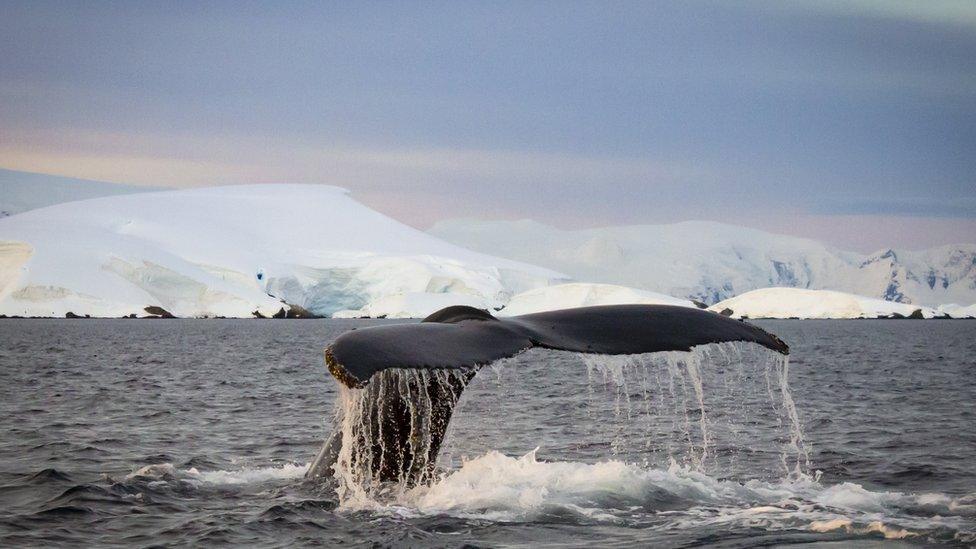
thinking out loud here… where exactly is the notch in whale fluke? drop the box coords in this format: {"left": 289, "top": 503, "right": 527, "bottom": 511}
{"left": 309, "top": 304, "right": 789, "bottom": 485}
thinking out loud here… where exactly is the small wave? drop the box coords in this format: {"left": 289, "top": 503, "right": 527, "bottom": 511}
{"left": 25, "top": 468, "right": 72, "bottom": 483}
{"left": 334, "top": 449, "right": 975, "bottom": 542}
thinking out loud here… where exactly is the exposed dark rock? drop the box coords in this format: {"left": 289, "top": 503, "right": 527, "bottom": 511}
{"left": 284, "top": 303, "right": 318, "bottom": 319}
{"left": 143, "top": 306, "right": 175, "bottom": 318}
{"left": 252, "top": 310, "right": 267, "bottom": 319}
{"left": 692, "top": 300, "right": 708, "bottom": 309}
{"left": 718, "top": 308, "right": 734, "bottom": 317}
{"left": 272, "top": 307, "right": 288, "bottom": 319}
{"left": 65, "top": 311, "right": 82, "bottom": 319}
{"left": 908, "top": 309, "right": 925, "bottom": 320}
{"left": 771, "top": 260, "right": 799, "bottom": 286}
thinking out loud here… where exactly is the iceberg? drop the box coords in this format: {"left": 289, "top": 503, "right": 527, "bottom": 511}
{"left": 708, "top": 288, "right": 941, "bottom": 319}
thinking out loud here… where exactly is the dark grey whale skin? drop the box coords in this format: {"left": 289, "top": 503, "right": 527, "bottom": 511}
{"left": 326, "top": 304, "right": 789, "bottom": 387}
{"left": 308, "top": 305, "right": 790, "bottom": 484}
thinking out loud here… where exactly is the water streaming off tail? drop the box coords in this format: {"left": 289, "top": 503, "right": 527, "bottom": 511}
{"left": 331, "top": 342, "right": 809, "bottom": 507}
{"left": 578, "top": 342, "right": 809, "bottom": 479}
{"left": 331, "top": 368, "right": 472, "bottom": 507}
{"left": 443, "top": 342, "right": 809, "bottom": 481}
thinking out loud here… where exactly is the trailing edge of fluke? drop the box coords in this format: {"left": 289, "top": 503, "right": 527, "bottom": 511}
{"left": 326, "top": 304, "right": 789, "bottom": 388}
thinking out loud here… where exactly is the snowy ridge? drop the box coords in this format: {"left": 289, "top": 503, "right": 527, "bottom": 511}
{"left": 0, "top": 185, "right": 566, "bottom": 318}
{"left": 709, "top": 288, "right": 942, "bottom": 319}
{"left": 499, "top": 282, "right": 696, "bottom": 316}
{"left": 429, "top": 218, "right": 976, "bottom": 307}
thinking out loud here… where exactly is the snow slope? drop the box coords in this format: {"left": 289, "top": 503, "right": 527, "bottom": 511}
{"left": 429, "top": 219, "right": 976, "bottom": 307}
{"left": 708, "top": 288, "right": 941, "bottom": 319}
{"left": 0, "top": 185, "right": 566, "bottom": 318}
{"left": 331, "top": 292, "right": 493, "bottom": 319}
{"left": 330, "top": 283, "right": 696, "bottom": 319}
{"left": 499, "top": 283, "right": 696, "bottom": 316}
{"left": 937, "top": 303, "right": 976, "bottom": 319}
{"left": 0, "top": 169, "right": 157, "bottom": 218}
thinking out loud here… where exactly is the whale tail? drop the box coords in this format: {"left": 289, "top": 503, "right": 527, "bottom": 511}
{"left": 307, "top": 304, "right": 789, "bottom": 484}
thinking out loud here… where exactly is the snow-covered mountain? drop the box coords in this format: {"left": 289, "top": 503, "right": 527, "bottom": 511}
{"left": 0, "top": 168, "right": 157, "bottom": 218}
{"left": 0, "top": 185, "right": 566, "bottom": 318}
{"left": 429, "top": 219, "right": 976, "bottom": 307}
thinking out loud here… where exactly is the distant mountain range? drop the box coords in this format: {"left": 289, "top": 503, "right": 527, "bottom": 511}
{"left": 2, "top": 168, "right": 973, "bottom": 314}
{"left": 429, "top": 219, "right": 976, "bottom": 307}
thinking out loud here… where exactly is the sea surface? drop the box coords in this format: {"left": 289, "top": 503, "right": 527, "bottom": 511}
{"left": 0, "top": 319, "right": 974, "bottom": 547}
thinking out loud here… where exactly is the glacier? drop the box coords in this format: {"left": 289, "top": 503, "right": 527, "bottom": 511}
{"left": 0, "top": 185, "right": 566, "bottom": 318}
{"left": 429, "top": 218, "right": 976, "bottom": 308}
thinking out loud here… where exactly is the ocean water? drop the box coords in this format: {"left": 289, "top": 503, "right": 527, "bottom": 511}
{"left": 0, "top": 318, "right": 974, "bottom": 547}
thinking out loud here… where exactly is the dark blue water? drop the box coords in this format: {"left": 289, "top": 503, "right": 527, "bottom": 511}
{"left": 0, "top": 319, "right": 973, "bottom": 547}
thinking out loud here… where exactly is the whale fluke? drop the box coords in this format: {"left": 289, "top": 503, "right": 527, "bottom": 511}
{"left": 309, "top": 304, "right": 789, "bottom": 484}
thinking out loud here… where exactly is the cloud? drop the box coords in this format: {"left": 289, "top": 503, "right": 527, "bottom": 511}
{"left": 0, "top": 128, "right": 711, "bottom": 189}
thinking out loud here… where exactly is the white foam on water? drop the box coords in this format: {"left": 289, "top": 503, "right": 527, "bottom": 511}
{"left": 187, "top": 463, "right": 309, "bottom": 485}
{"left": 360, "top": 449, "right": 971, "bottom": 542}
{"left": 126, "top": 462, "right": 309, "bottom": 486}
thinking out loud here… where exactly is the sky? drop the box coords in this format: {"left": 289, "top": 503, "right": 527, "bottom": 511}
{"left": 1, "top": 0, "right": 974, "bottom": 251}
